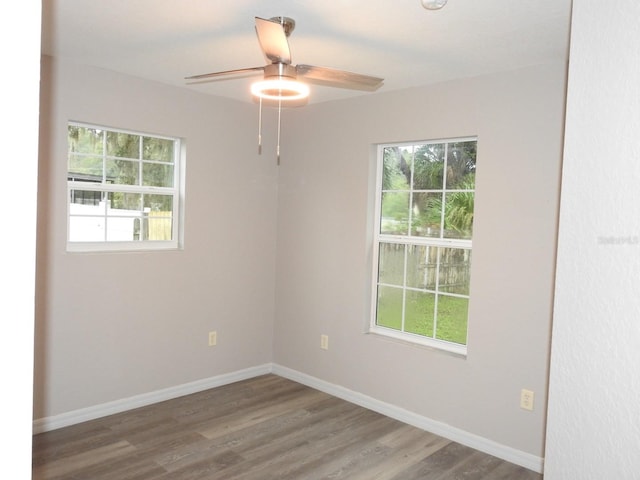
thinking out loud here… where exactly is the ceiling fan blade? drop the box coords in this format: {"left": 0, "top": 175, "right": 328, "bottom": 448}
{"left": 296, "top": 65, "right": 383, "bottom": 91}
{"left": 255, "top": 17, "right": 291, "bottom": 64}
{"left": 185, "top": 66, "right": 264, "bottom": 82}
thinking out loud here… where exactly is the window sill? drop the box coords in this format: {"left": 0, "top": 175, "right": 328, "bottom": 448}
{"left": 367, "top": 326, "right": 467, "bottom": 358}
{"left": 66, "top": 241, "right": 181, "bottom": 253}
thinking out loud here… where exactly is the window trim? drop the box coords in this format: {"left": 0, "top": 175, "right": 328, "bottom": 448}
{"left": 66, "top": 122, "right": 183, "bottom": 253}
{"left": 369, "top": 137, "right": 477, "bottom": 356}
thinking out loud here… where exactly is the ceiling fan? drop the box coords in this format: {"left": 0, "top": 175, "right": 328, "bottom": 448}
{"left": 186, "top": 16, "right": 384, "bottom": 101}
{"left": 186, "top": 16, "right": 384, "bottom": 164}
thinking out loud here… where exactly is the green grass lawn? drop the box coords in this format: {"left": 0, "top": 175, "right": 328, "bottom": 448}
{"left": 377, "top": 286, "right": 468, "bottom": 345}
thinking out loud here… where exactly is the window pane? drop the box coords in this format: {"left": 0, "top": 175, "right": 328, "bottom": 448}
{"left": 413, "top": 144, "right": 445, "bottom": 190}
{"left": 443, "top": 191, "right": 474, "bottom": 239}
{"left": 411, "top": 192, "right": 443, "bottom": 237}
{"left": 446, "top": 141, "right": 476, "bottom": 189}
{"left": 438, "top": 248, "right": 471, "bottom": 295}
{"left": 106, "top": 131, "right": 140, "bottom": 158}
{"left": 69, "top": 189, "right": 104, "bottom": 206}
{"left": 382, "top": 146, "right": 410, "bottom": 190}
{"left": 435, "top": 295, "right": 469, "bottom": 345}
{"left": 106, "top": 193, "right": 143, "bottom": 241}
{"left": 68, "top": 195, "right": 107, "bottom": 242}
{"left": 376, "top": 286, "right": 403, "bottom": 331}
{"left": 143, "top": 137, "right": 174, "bottom": 162}
{"left": 406, "top": 244, "right": 437, "bottom": 290}
{"left": 68, "top": 154, "right": 103, "bottom": 182}
{"left": 69, "top": 216, "right": 106, "bottom": 242}
{"left": 144, "top": 194, "right": 174, "bottom": 241}
{"left": 106, "top": 159, "right": 139, "bottom": 185}
{"left": 378, "top": 242, "right": 405, "bottom": 286}
{"left": 146, "top": 212, "right": 173, "bottom": 241}
{"left": 144, "top": 194, "right": 173, "bottom": 212}
{"left": 68, "top": 126, "right": 103, "bottom": 155}
{"left": 106, "top": 216, "right": 139, "bottom": 241}
{"left": 405, "top": 290, "right": 435, "bottom": 337}
{"left": 108, "top": 192, "right": 142, "bottom": 211}
{"left": 380, "top": 192, "right": 409, "bottom": 235}
{"left": 143, "top": 162, "right": 174, "bottom": 187}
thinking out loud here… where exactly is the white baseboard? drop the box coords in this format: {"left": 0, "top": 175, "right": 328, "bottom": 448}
{"left": 272, "top": 364, "right": 544, "bottom": 474}
{"left": 33, "top": 363, "right": 544, "bottom": 473}
{"left": 32, "top": 364, "right": 272, "bottom": 435}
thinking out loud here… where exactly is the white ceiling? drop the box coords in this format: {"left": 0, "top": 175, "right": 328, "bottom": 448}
{"left": 41, "top": 0, "right": 572, "bottom": 105}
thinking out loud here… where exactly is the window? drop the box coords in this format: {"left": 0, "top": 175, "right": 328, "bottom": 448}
{"left": 67, "top": 123, "right": 182, "bottom": 252}
{"left": 371, "top": 138, "right": 477, "bottom": 355}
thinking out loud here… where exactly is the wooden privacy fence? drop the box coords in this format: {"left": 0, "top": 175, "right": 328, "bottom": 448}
{"left": 381, "top": 243, "right": 470, "bottom": 294}
{"left": 146, "top": 211, "right": 172, "bottom": 240}
{"left": 416, "top": 247, "right": 470, "bottom": 294}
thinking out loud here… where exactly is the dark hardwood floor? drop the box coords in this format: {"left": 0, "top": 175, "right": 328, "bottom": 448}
{"left": 32, "top": 374, "right": 542, "bottom": 479}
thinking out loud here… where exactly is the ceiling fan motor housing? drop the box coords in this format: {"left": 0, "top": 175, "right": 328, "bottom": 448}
{"left": 264, "top": 63, "right": 297, "bottom": 80}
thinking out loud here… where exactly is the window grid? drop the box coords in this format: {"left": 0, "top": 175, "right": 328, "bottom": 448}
{"left": 371, "top": 138, "right": 476, "bottom": 355}
{"left": 67, "top": 122, "right": 181, "bottom": 252}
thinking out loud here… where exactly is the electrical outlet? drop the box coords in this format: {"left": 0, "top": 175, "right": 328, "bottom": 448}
{"left": 320, "top": 334, "right": 329, "bottom": 350}
{"left": 208, "top": 331, "right": 217, "bottom": 346}
{"left": 520, "top": 389, "right": 534, "bottom": 411}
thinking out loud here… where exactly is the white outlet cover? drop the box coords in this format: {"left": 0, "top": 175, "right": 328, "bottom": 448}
{"left": 520, "top": 389, "right": 534, "bottom": 411}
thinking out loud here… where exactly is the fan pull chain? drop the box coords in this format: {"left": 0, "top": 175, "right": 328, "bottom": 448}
{"left": 276, "top": 96, "right": 282, "bottom": 166}
{"left": 257, "top": 97, "right": 263, "bottom": 155}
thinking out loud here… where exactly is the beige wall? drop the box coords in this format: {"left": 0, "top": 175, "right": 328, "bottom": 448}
{"left": 274, "top": 62, "right": 566, "bottom": 457}
{"left": 34, "top": 57, "right": 566, "bottom": 460}
{"left": 34, "top": 56, "right": 279, "bottom": 418}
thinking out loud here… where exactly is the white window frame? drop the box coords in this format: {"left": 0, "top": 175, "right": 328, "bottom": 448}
{"left": 370, "top": 137, "right": 477, "bottom": 356}
{"left": 66, "top": 122, "right": 183, "bottom": 252}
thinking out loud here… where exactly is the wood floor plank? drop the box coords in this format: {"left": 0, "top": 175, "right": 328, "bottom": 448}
{"left": 156, "top": 448, "right": 245, "bottom": 480}
{"left": 202, "top": 400, "right": 377, "bottom": 479}
{"left": 46, "top": 451, "right": 166, "bottom": 480}
{"left": 195, "top": 384, "right": 330, "bottom": 440}
{"left": 347, "top": 427, "right": 452, "bottom": 480}
{"left": 235, "top": 411, "right": 400, "bottom": 480}
{"left": 32, "top": 440, "right": 136, "bottom": 479}
{"left": 389, "top": 442, "right": 479, "bottom": 480}
{"left": 155, "top": 395, "right": 357, "bottom": 474}
{"left": 444, "top": 449, "right": 507, "bottom": 479}
{"left": 486, "top": 461, "right": 545, "bottom": 479}
{"left": 32, "top": 374, "right": 543, "bottom": 480}
{"left": 32, "top": 423, "right": 116, "bottom": 467}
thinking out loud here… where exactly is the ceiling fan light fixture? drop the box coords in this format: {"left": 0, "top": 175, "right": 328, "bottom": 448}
{"left": 251, "top": 77, "right": 310, "bottom": 101}
{"left": 421, "top": 0, "right": 447, "bottom": 10}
